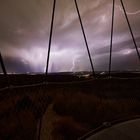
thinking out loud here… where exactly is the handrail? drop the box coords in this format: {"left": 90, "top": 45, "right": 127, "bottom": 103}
{"left": 0, "top": 75, "right": 140, "bottom": 92}
{"left": 78, "top": 115, "right": 140, "bottom": 140}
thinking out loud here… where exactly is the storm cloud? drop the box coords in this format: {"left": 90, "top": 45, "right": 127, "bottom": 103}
{"left": 0, "top": 0, "right": 140, "bottom": 73}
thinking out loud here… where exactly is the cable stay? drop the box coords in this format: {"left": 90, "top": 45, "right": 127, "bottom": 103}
{"left": 120, "top": 0, "right": 140, "bottom": 60}
{"left": 109, "top": 0, "right": 140, "bottom": 78}
{"left": 45, "top": 0, "right": 56, "bottom": 77}
{"left": 74, "top": 0, "right": 96, "bottom": 78}
{"left": 109, "top": 0, "right": 115, "bottom": 78}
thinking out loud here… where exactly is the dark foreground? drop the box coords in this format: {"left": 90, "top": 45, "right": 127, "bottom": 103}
{"left": 0, "top": 73, "right": 140, "bottom": 140}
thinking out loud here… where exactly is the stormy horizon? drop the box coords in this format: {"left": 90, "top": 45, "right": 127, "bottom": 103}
{"left": 0, "top": 0, "right": 140, "bottom": 73}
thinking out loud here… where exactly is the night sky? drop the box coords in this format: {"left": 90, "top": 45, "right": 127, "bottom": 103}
{"left": 0, "top": 0, "right": 140, "bottom": 73}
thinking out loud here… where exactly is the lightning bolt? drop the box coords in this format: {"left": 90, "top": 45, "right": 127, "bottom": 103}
{"left": 70, "top": 55, "right": 81, "bottom": 72}
{"left": 117, "top": 5, "right": 140, "bottom": 15}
